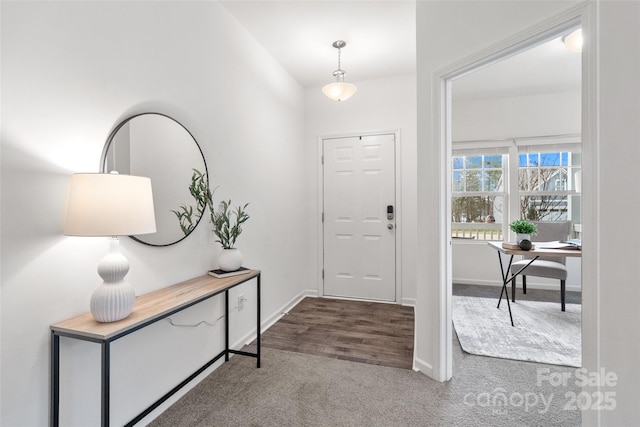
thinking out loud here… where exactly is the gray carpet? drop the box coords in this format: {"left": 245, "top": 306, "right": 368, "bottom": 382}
{"left": 453, "top": 295, "right": 581, "bottom": 367}
{"left": 150, "top": 341, "right": 581, "bottom": 426}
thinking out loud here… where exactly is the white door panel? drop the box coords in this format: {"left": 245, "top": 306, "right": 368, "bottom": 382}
{"left": 323, "top": 134, "right": 396, "bottom": 301}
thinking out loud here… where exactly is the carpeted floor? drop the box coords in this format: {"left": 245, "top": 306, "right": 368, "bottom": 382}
{"left": 149, "top": 339, "right": 581, "bottom": 426}
{"left": 453, "top": 295, "right": 581, "bottom": 367}
{"left": 150, "top": 288, "right": 582, "bottom": 426}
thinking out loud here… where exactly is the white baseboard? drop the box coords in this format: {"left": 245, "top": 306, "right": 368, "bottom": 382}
{"left": 454, "top": 278, "right": 581, "bottom": 293}
{"left": 255, "top": 288, "right": 317, "bottom": 338}
{"left": 143, "top": 289, "right": 317, "bottom": 425}
{"left": 146, "top": 288, "right": 412, "bottom": 424}
{"left": 140, "top": 358, "right": 225, "bottom": 424}
{"left": 401, "top": 297, "right": 417, "bottom": 307}
{"left": 413, "top": 356, "right": 433, "bottom": 377}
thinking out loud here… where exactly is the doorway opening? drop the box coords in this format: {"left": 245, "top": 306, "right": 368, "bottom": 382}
{"left": 440, "top": 19, "right": 586, "bottom": 378}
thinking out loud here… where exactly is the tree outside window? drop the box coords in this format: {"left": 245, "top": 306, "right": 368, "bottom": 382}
{"left": 452, "top": 149, "right": 581, "bottom": 240}
{"left": 519, "top": 152, "right": 580, "bottom": 221}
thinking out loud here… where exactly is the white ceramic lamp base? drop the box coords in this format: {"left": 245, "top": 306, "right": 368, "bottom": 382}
{"left": 91, "top": 237, "right": 135, "bottom": 322}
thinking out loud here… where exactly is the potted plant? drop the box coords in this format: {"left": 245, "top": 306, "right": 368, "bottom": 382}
{"left": 174, "top": 169, "right": 250, "bottom": 271}
{"left": 208, "top": 199, "right": 250, "bottom": 271}
{"left": 509, "top": 219, "right": 537, "bottom": 243}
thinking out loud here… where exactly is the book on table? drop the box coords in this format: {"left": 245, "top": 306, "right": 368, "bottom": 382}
{"left": 502, "top": 241, "right": 581, "bottom": 251}
{"left": 502, "top": 242, "right": 535, "bottom": 250}
{"left": 535, "top": 240, "right": 581, "bottom": 250}
{"left": 208, "top": 267, "right": 251, "bottom": 278}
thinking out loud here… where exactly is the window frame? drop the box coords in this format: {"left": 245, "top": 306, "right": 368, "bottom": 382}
{"left": 452, "top": 136, "right": 581, "bottom": 241}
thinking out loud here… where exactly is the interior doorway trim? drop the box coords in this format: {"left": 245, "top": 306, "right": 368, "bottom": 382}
{"left": 434, "top": 2, "right": 598, "bottom": 405}
{"left": 316, "top": 129, "right": 403, "bottom": 304}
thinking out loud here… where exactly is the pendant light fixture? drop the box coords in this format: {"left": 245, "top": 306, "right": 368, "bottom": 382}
{"left": 562, "top": 28, "right": 583, "bottom": 53}
{"left": 322, "top": 40, "right": 357, "bottom": 102}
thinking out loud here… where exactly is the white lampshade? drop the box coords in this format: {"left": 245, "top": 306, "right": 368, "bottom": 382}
{"left": 64, "top": 172, "right": 156, "bottom": 323}
{"left": 322, "top": 82, "right": 357, "bottom": 102}
{"left": 64, "top": 173, "right": 156, "bottom": 237}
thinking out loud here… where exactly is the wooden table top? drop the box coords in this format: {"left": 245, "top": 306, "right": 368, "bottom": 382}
{"left": 51, "top": 270, "right": 260, "bottom": 341}
{"left": 488, "top": 241, "right": 582, "bottom": 257}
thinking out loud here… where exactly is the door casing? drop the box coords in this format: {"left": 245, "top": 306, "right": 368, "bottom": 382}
{"left": 317, "top": 129, "right": 403, "bottom": 303}
{"left": 430, "top": 3, "right": 597, "bottom": 391}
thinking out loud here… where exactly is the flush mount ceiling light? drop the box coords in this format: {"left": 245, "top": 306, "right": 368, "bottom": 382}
{"left": 562, "top": 28, "right": 583, "bottom": 53}
{"left": 322, "top": 40, "right": 357, "bottom": 102}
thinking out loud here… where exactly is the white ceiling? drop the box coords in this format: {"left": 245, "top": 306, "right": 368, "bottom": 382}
{"left": 453, "top": 37, "right": 581, "bottom": 101}
{"left": 220, "top": 1, "right": 581, "bottom": 99}
{"left": 220, "top": 0, "right": 417, "bottom": 87}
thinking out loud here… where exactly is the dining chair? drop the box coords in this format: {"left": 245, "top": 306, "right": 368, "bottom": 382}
{"left": 510, "top": 220, "right": 573, "bottom": 311}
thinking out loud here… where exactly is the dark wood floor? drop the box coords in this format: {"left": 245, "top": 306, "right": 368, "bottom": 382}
{"left": 454, "top": 282, "right": 582, "bottom": 305}
{"left": 259, "top": 284, "right": 580, "bottom": 371}
{"left": 261, "top": 297, "right": 415, "bottom": 370}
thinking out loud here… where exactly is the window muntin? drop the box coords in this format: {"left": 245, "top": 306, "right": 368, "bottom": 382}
{"left": 452, "top": 148, "right": 581, "bottom": 241}
{"left": 452, "top": 154, "right": 505, "bottom": 240}
{"left": 453, "top": 155, "right": 503, "bottom": 193}
{"left": 518, "top": 151, "right": 581, "bottom": 221}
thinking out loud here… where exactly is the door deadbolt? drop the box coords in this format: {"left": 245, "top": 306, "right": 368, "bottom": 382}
{"left": 387, "top": 205, "right": 394, "bottom": 220}
{"left": 387, "top": 224, "right": 394, "bottom": 230}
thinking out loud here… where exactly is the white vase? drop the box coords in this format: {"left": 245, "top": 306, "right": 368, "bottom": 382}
{"left": 516, "top": 233, "right": 530, "bottom": 243}
{"left": 218, "top": 248, "right": 243, "bottom": 272}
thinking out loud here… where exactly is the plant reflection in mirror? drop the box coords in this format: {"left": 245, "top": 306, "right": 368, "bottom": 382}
{"left": 172, "top": 169, "right": 249, "bottom": 249}
{"left": 171, "top": 169, "right": 209, "bottom": 235}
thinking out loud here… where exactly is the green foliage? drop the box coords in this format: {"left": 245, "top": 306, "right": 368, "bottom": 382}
{"left": 172, "top": 168, "right": 250, "bottom": 249}
{"left": 509, "top": 219, "right": 537, "bottom": 235}
{"left": 171, "top": 169, "right": 209, "bottom": 235}
{"left": 208, "top": 200, "right": 250, "bottom": 249}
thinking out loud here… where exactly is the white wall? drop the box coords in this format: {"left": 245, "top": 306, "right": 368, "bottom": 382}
{"left": 1, "top": 2, "right": 306, "bottom": 425}
{"left": 304, "top": 75, "right": 418, "bottom": 305}
{"left": 453, "top": 90, "right": 581, "bottom": 141}
{"left": 452, "top": 90, "right": 582, "bottom": 291}
{"left": 596, "top": 1, "right": 640, "bottom": 424}
{"left": 417, "top": 1, "right": 640, "bottom": 425}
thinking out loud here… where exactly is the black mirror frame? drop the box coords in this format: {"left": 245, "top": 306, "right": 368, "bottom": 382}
{"left": 100, "top": 112, "right": 209, "bottom": 247}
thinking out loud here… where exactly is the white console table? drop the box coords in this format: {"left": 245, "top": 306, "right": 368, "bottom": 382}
{"left": 50, "top": 270, "right": 261, "bottom": 426}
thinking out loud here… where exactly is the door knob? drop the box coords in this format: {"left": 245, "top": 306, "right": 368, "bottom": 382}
{"left": 387, "top": 224, "right": 394, "bottom": 230}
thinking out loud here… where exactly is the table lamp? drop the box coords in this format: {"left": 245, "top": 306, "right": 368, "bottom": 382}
{"left": 64, "top": 172, "right": 156, "bottom": 322}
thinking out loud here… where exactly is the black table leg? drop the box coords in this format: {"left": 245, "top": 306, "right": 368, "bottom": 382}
{"left": 50, "top": 332, "right": 60, "bottom": 427}
{"left": 225, "top": 290, "right": 230, "bottom": 362}
{"left": 496, "top": 253, "right": 541, "bottom": 327}
{"left": 256, "top": 273, "right": 261, "bottom": 368}
{"left": 101, "top": 341, "right": 110, "bottom": 427}
{"left": 496, "top": 252, "right": 515, "bottom": 326}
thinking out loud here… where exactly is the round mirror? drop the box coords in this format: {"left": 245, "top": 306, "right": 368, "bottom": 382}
{"left": 101, "top": 113, "right": 208, "bottom": 246}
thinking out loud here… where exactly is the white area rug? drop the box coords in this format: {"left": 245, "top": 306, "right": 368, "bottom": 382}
{"left": 453, "top": 295, "right": 581, "bottom": 367}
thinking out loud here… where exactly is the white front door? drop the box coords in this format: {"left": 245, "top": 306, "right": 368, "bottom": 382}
{"left": 323, "top": 134, "right": 396, "bottom": 301}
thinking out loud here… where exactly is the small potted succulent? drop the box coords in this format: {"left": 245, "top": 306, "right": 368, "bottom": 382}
{"left": 509, "top": 219, "right": 537, "bottom": 243}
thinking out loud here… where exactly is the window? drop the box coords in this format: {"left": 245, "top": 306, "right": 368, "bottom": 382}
{"left": 452, "top": 154, "right": 505, "bottom": 240}
{"left": 452, "top": 138, "right": 581, "bottom": 241}
{"left": 518, "top": 151, "right": 581, "bottom": 222}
